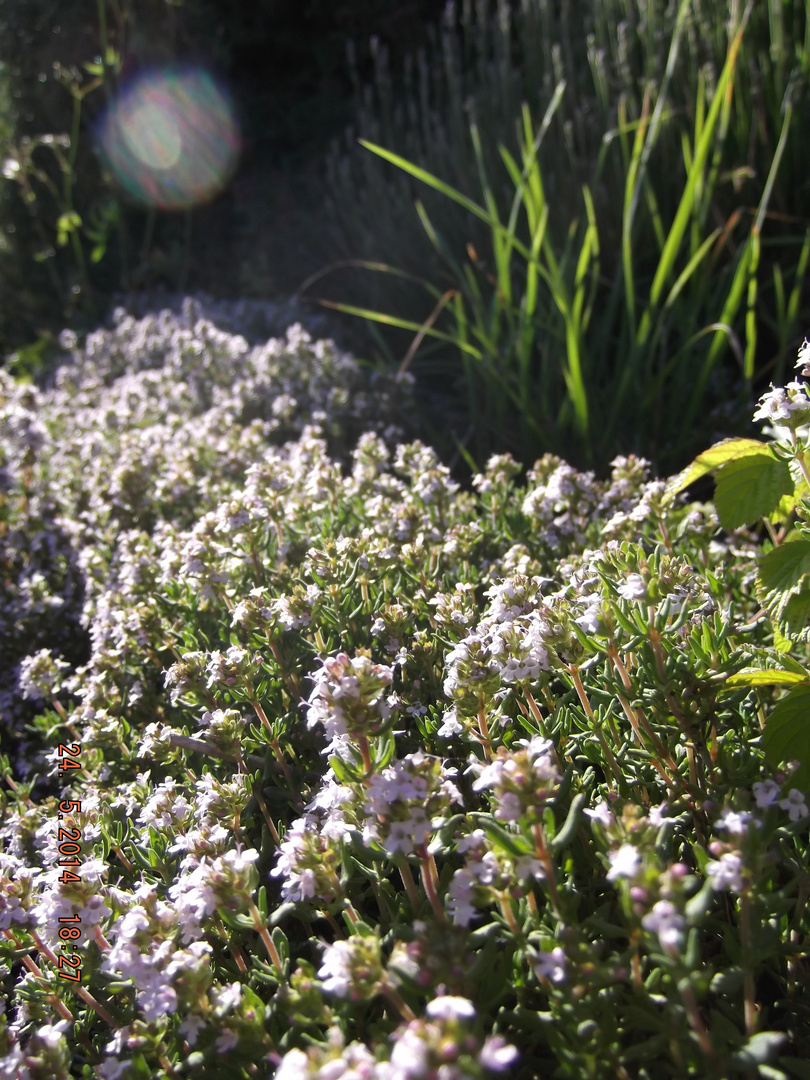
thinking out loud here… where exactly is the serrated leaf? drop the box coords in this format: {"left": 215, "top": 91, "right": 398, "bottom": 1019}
{"left": 664, "top": 438, "right": 768, "bottom": 502}
{"left": 769, "top": 489, "right": 799, "bottom": 524}
{"left": 779, "top": 589, "right": 810, "bottom": 643}
{"left": 725, "top": 669, "right": 810, "bottom": 688}
{"left": 762, "top": 686, "right": 810, "bottom": 778}
{"left": 713, "top": 452, "right": 794, "bottom": 529}
{"left": 757, "top": 540, "right": 810, "bottom": 638}
{"left": 773, "top": 625, "right": 794, "bottom": 653}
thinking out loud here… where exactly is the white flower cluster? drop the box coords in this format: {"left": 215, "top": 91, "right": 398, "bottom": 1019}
{"left": 362, "top": 751, "right": 463, "bottom": 856}
{"left": 274, "top": 997, "right": 518, "bottom": 1079}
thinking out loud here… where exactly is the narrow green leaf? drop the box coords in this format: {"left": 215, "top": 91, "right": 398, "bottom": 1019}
{"left": 643, "top": 0, "right": 753, "bottom": 336}
{"left": 725, "top": 669, "right": 810, "bottom": 688}
{"left": 471, "top": 814, "right": 532, "bottom": 857}
{"left": 317, "top": 300, "right": 483, "bottom": 359}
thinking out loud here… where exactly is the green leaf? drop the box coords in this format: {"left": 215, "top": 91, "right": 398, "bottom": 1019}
{"left": 759, "top": 539, "right": 810, "bottom": 597}
{"left": 713, "top": 451, "right": 794, "bottom": 529}
{"left": 762, "top": 686, "right": 810, "bottom": 780}
{"left": 471, "top": 814, "right": 532, "bottom": 857}
{"left": 773, "top": 625, "right": 794, "bottom": 653}
{"left": 757, "top": 539, "right": 810, "bottom": 641}
{"left": 664, "top": 438, "right": 768, "bottom": 502}
{"left": 725, "top": 669, "right": 810, "bottom": 688}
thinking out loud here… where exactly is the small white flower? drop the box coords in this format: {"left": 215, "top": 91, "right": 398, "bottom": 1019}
{"left": 584, "top": 800, "right": 613, "bottom": 828}
{"left": 274, "top": 1049, "right": 311, "bottom": 1080}
{"left": 437, "top": 707, "right": 464, "bottom": 739}
{"left": 479, "top": 1036, "right": 520, "bottom": 1070}
{"left": 648, "top": 803, "right": 668, "bottom": 828}
{"left": 753, "top": 382, "right": 810, "bottom": 426}
{"left": 779, "top": 789, "right": 809, "bottom": 822}
{"left": 216, "top": 1029, "right": 240, "bottom": 1053}
{"left": 495, "top": 791, "right": 523, "bottom": 822}
{"left": 753, "top": 780, "right": 781, "bottom": 809}
{"left": 716, "top": 809, "right": 757, "bottom": 835}
{"left": 706, "top": 852, "right": 745, "bottom": 893}
{"left": 534, "top": 946, "right": 566, "bottom": 984}
{"left": 641, "top": 899, "right": 685, "bottom": 949}
{"left": 607, "top": 844, "right": 641, "bottom": 881}
{"left": 617, "top": 573, "right": 647, "bottom": 601}
{"left": 456, "top": 830, "right": 486, "bottom": 854}
{"left": 425, "top": 995, "right": 476, "bottom": 1021}
{"left": 317, "top": 940, "right": 355, "bottom": 998}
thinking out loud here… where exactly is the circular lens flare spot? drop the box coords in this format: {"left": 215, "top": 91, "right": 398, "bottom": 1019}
{"left": 98, "top": 67, "right": 240, "bottom": 210}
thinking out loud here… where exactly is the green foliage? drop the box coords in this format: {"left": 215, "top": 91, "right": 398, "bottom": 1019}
{"left": 4, "top": 316, "right": 810, "bottom": 1076}
{"left": 673, "top": 342, "right": 810, "bottom": 785}
{"left": 314, "top": 0, "right": 810, "bottom": 475}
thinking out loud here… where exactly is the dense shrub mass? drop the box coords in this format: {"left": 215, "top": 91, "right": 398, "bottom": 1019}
{"left": 0, "top": 297, "right": 417, "bottom": 775}
{"left": 1, "top": 313, "right": 810, "bottom": 1078}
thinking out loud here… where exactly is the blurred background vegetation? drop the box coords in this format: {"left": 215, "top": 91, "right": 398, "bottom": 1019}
{"left": 1, "top": 0, "right": 809, "bottom": 478}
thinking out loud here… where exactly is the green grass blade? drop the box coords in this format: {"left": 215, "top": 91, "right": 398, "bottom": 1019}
{"left": 316, "top": 299, "right": 483, "bottom": 359}
{"left": 641, "top": 0, "right": 755, "bottom": 343}
{"left": 662, "top": 229, "right": 721, "bottom": 312}
{"left": 786, "top": 228, "right": 810, "bottom": 325}
{"left": 744, "top": 228, "right": 761, "bottom": 381}
{"left": 622, "top": 84, "right": 652, "bottom": 335}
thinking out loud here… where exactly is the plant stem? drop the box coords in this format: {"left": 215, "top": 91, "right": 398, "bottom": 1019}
{"left": 477, "top": 698, "right": 493, "bottom": 760}
{"left": 397, "top": 858, "right": 421, "bottom": 916}
{"left": 740, "top": 890, "right": 757, "bottom": 1036}
{"left": 417, "top": 845, "right": 447, "bottom": 922}
{"left": 248, "top": 901, "right": 284, "bottom": 978}
{"left": 251, "top": 783, "right": 281, "bottom": 846}
{"left": 568, "top": 665, "right": 621, "bottom": 789}
{"left": 383, "top": 981, "right": 417, "bottom": 1022}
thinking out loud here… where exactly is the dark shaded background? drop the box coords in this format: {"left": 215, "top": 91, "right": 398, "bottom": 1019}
{"left": 0, "top": 0, "right": 467, "bottom": 358}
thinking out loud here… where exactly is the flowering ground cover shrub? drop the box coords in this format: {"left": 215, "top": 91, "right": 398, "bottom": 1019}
{"left": 2, "top": 317, "right": 810, "bottom": 1078}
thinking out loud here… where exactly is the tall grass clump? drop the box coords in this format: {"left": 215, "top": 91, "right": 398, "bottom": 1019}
{"left": 2, "top": 316, "right": 810, "bottom": 1077}
{"left": 310, "top": 0, "right": 810, "bottom": 476}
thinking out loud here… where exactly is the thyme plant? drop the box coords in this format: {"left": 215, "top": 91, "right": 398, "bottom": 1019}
{"left": 1, "top": 314, "right": 809, "bottom": 1078}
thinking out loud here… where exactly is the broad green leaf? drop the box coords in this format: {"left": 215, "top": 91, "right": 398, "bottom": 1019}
{"left": 664, "top": 438, "right": 768, "bottom": 502}
{"left": 773, "top": 625, "right": 794, "bottom": 653}
{"left": 762, "top": 686, "right": 810, "bottom": 784}
{"left": 713, "top": 451, "right": 793, "bottom": 529}
{"left": 779, "top": 589, "right": 810, "bottom": 644}
{"left": 725, "top": 669, "right": 810, "bottom": 688}
{"left": 757, "top": 538, "right": 810, "bottom": 607}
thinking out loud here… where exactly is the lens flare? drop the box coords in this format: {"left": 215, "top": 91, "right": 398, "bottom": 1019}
{"left": 98, "top": 67, "right": 240, "bottom": 210}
